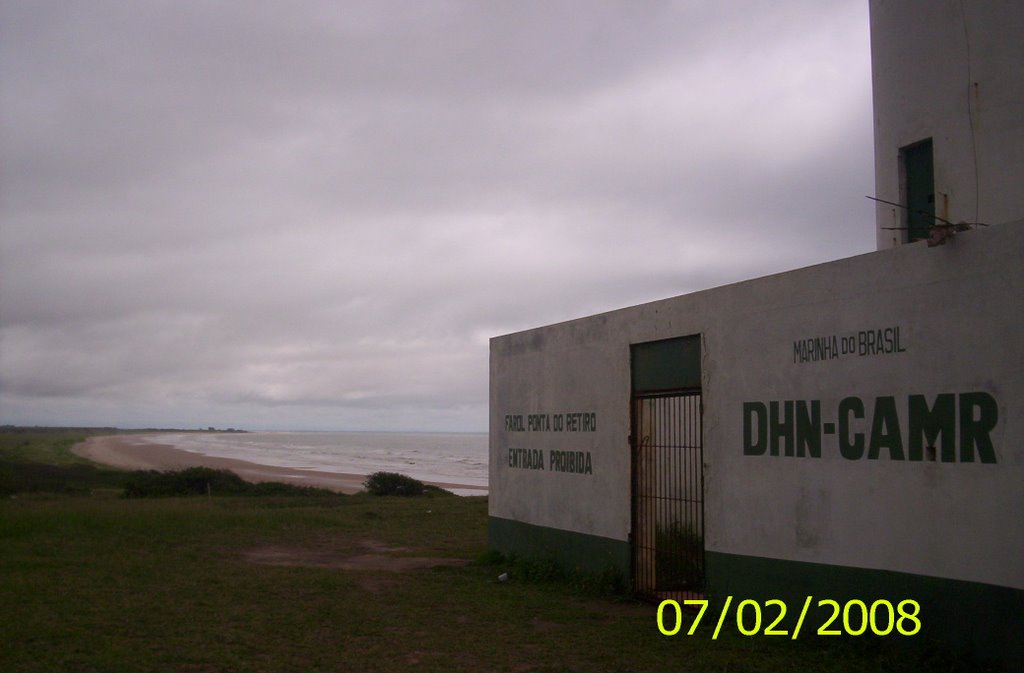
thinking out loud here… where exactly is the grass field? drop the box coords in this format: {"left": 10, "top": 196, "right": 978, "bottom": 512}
{"left": 0, "top": 429, "right": 949, "bottom": 672}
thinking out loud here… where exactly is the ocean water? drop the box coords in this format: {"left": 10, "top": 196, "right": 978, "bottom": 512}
{"left": 143, "top": 431, "right": 488, "bottom": 495}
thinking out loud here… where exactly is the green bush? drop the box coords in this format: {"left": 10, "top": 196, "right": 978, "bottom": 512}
{"left": 363, "top": 471, "right": 427, "bottom": 496}
{"left": 0, "top": 458, "right": 124, "bottom": 496}
{"left": 654, "top": 521, "right": 704, "bottom": 591}
{"left": 361, "top": 471, "right": 452, "bottom": 496}
{"left": 122, "top": 467, "right": 339, "bottom": 498}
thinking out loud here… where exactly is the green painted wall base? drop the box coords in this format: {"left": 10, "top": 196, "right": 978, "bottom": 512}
{"left": 707, "top": 551, "right": 1023, "bottom": 671}
{"left": 488, "top": 516, "right": 630, "bottom": 576}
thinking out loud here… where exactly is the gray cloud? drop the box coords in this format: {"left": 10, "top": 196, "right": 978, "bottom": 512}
{"left": 1, "top": 0, "right": 873, "bottom": 430}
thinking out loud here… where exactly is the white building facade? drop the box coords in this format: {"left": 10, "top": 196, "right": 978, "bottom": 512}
{"left": 489, "top": 2, "right": 1022, "bottom": 668}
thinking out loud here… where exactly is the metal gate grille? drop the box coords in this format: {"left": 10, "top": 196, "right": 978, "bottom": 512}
{"left": 631, "top": 391, "right": 704, "bottom": 601}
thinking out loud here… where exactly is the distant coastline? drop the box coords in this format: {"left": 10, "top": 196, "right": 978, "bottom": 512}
{"left": 73, "top": 434, "right": 487, "bottom": 495}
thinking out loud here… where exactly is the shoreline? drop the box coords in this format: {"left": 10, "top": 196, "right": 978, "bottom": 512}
{"left": 72, "top": 434, "right": 488, "bottom": 495}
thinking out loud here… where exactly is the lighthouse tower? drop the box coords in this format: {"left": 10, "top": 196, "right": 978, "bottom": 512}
{"left": 869, "top": 0, "right": 1024, "bottom": 248}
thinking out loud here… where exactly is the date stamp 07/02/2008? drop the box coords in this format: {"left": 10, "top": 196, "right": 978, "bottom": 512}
{"left": 657, "top": 597, "right": 921, "bottom": 640}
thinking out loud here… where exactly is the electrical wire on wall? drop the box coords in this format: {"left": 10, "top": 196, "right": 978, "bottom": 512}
{"left": 960, "top": 0, "right": 981, "bottom": 226}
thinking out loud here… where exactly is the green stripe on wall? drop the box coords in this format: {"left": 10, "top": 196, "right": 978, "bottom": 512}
{"left": 488, "top": 516, "right": 630, "bottom": 575}
{"left": 706, "top": 551, "right": 1023, "bottom": 671}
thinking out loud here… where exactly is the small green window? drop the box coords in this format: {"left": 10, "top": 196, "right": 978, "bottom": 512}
{"left": 901, "top": 138, "right": 934, "bottom": 243}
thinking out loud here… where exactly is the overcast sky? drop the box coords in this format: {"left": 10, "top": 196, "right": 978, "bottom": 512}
{"left": 0, "top": 0, "right": 875, "bottom": 432}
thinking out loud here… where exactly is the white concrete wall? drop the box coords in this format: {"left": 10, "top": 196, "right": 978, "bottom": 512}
{"left": 490, "top": 315, "right": 631, "bottom": 540}
{"left": 870, "top": 0, "right": 1024, "bottom": 248}
{"left": 490, "top": 222, "right": 1023, "bottom": 590}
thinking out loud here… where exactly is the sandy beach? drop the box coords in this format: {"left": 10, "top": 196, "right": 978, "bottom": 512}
{"left": 73, "top": 434, "right": 487, "bottom": 495}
